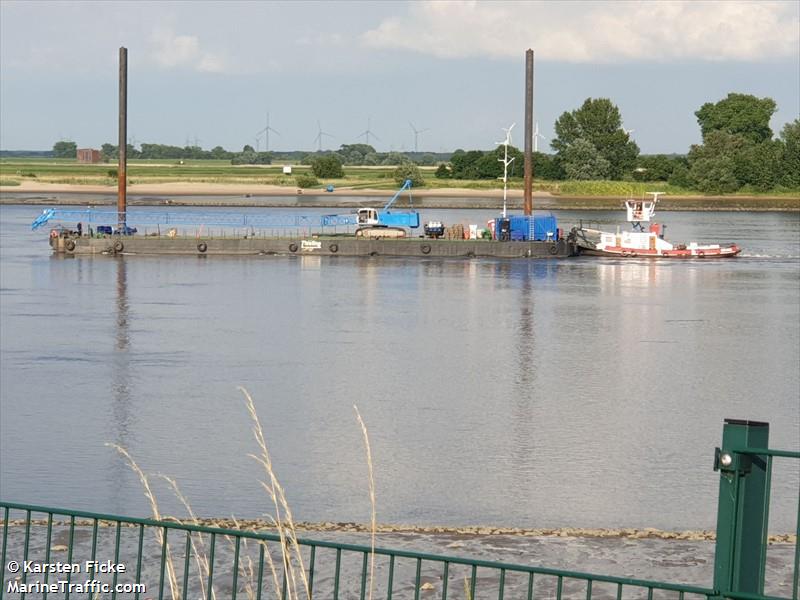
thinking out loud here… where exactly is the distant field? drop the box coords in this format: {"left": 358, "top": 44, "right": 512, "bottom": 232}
{"left": 1, "top": 158, "right": 797, "bottom": 199}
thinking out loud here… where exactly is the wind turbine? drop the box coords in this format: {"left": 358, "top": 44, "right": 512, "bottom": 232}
{"left": 496, "top": 123, "right": 516, "bottom": 219}
{"left": 313, "top": 120, "right": 334, "bottom": 151}
{"left": 256, "top": 112, "right": 280, "bottom": 152}
{"left": 409, "top": 122, "right": 430, "bottom": 153}
{"left": 534, "top": 121, "right": 547, "bottom": 152}
{"left": 357, "top": 117, "right": 380, "bottom": 146}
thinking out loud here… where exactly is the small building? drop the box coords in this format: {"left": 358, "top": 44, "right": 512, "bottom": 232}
{"left": 77, "top": 148, "right": 102, "bottom": 163}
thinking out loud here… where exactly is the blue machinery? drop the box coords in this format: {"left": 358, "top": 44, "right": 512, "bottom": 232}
{"left": 31, "top": 180, "right": 420, "bottom": 232}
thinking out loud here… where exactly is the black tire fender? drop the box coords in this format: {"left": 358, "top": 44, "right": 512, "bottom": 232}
{"left": 197, "top": 242, "right": 208, "bottom": 253}
{"left": 289, "top": 243, "right": 298, "bottom": 253}
{"left": 113, "top": 240, "right": 124, "bottom": 253}
{"left": 421, "top": 244, "right": 432, "bottom": 254}
{"left": 65, "top": 239, "right": 76, "bottom": 252}
{"left": 329, "top": 243, "right": 338, "bottom": 253}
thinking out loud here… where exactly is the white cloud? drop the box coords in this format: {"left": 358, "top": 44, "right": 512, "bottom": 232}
{"left": 147, "top": 27, "right": 227, "bottom": 72}
{"left": 361, "top": 1, "right": 800, "bottom": 63}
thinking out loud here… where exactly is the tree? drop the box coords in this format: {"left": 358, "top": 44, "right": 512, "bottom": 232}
{"left": 779, "top": 119, "right": 800, "bottom": 188}
{"left": 689, "top": 157, "right": 739, "bottom": 194}
{"left": 310, "top": 153, "right": 344, "bottom": 178}
{"left": 393, "top": 161, "right": 425, "bottom": 187}
{"left": 53, "top": 140, "right": 77, "bottom": 158}
{"left": 231, "top": 147, "right": 257, "bottom": 165}
{"left": 380, "top": 152, "right": 406, "bottom": 166}
{"left": 532, "top": 152, "right": 564, "bottom": 180}
{"left": 734, "top": 140, "right": 781, "bottom": 191}
{"left": 686, "top": 130, "right": 749, "bottom": 192}
{"left": 211, "top": 146, "right": 230, "bottom": 160}
{"left": 337, "top": 144, "right": 376, "bottom": 165}
{"left": 695, "top": 93, "right": 777, "bottom": 144}
{"left": 362, "top": 152, "right": 379, "bottom": 166}
{"left": 295, "top": 173, "right": 319, "bottom": 188}
{"left": 668, "top": 164, "right": 692, "bottom": 188}
{"left": 435, "top": 163, "right": 451, "bottom": 179}
{"left": 551, "top": 98, "right": 639, "bottom": 178}
{"left": 416, "top": 153, "right": 437, "bottom": 166}
{"left": 449, "top": 150, "right": 483, "bottom": 179}
{"left": 633, "top": 155, "right": 687, "bottom": 182}
{"left": 472, "top": 145, "right": 524, "bottom": 179}
{"left": 101, "top": 143, "right": 118, "bottom": 160}
{"left": 561, "top": 138, "right": 610, "bottom": 180}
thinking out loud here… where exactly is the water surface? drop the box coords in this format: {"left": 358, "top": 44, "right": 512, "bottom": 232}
{"left": 1, "top": 205, "right": 798, "bottom": 531}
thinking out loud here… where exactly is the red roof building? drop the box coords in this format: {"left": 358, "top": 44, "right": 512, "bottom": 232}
{"left": 77, "top": 148, "right": 102, "bottom": 163}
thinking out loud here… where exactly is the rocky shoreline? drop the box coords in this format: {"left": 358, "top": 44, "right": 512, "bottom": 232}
{"left": 5, "top": 519, "right": 796, "bottom": 543}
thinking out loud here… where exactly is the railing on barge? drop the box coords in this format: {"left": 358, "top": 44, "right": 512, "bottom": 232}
{"left": 0, "top": 420, "right": 797, "bottom": 600}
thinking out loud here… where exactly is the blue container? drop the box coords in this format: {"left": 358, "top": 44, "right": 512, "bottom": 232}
{"left": 326, "top": 184, "right": 335, "bottom": 192}
{"left": 505, "top": 214, "right": 558, "bottom": 241}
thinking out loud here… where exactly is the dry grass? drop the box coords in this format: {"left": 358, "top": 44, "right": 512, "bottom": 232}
{"left": 240, "top": 386, "right": 310, "bottom": 600}
{"left": 354, "top": 405, "right": 376, "bottom": 600}
{"left": 107, "top": 388, "right": 379, "bottom": 600}
{"left": 105, "top": 444, "right": 180, "bottom": 599}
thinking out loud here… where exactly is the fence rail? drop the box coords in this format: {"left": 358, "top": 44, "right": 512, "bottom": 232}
{"left": 0, "top": 502, "right": 718, "bottom": 600}
{"left": 0, "top": 420, "right": 797, "bottom": 600}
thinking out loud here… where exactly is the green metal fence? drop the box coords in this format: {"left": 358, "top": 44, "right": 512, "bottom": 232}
{"left": 0, "top": 420, "right": 797, "bottom": 600}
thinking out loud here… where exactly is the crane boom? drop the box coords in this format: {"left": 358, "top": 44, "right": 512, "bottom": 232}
{"left": 383, "top": 179, "right": 412, "bottom": 211}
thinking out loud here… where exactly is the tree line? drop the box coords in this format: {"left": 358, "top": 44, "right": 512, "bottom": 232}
{"left": 434, "top": 94, "right": 799, "bottom": 193}
{"left": 47, "top": 92, "right": 799, "bottom": 193}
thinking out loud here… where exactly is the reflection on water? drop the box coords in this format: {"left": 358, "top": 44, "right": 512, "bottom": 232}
{"left": 110, "top": 257, "right": 132, "bottom": 507}
{"left": 1, "top": 206, "right": 798, "bottom": 532}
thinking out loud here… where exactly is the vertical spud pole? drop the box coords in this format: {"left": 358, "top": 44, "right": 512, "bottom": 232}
{"left": 118, "top": 46, "right": 127, "bottom": 230}
{"left": 523, "top": 49, "right": 534, "bottom": 216}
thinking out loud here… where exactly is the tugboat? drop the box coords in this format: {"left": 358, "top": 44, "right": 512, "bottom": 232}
{"left": 572, "top": 193, "right": 741, "bottom": 258}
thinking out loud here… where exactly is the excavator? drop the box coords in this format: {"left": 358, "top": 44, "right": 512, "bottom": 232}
{"left": 349, "top": 179, "right": 420, "bottom": 238}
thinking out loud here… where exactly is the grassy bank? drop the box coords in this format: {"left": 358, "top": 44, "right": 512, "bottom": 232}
{"left": 1, "top": 157, "right": 797, "bottom": 200}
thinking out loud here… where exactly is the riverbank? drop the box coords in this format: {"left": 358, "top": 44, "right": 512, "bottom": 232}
{"left": 1, "top": 521, "right": 796, "bottom": 593}
{"left": 7, "top": 518, "right": 794, "bottom": 542}
{"left": 1, "top": 181, "right": 798, "bottom": 210}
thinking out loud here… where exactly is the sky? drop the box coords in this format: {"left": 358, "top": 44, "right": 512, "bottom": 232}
{"left": 1, "top": 0, "right": 798, "bottom": 154}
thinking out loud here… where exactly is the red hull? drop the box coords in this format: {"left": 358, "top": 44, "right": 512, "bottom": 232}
{"left": 584, "top": 244, "right": 741, "bottom": 258}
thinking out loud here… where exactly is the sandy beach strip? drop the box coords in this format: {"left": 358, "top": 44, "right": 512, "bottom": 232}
{"left": 2, "top": 180, "right": 797, "bottom": 210}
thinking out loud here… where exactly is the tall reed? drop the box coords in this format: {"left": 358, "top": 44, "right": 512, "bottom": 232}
{"left": 108, "top": 389, "right": 379, "bottom": 600}
{"left": 105, "top": 444, "right": 180, "bottom": 600}
{"left": 354, "top": 405, "right": 377, "bottom": 600}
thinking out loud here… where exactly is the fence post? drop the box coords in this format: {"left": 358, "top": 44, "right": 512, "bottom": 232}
{"left": 713, "top": 419, "right": 770, "bottom": 595}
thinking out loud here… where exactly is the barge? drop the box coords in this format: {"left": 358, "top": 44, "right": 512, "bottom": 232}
{"left": 48, "top": 232, "right": 578, "bottom": 258}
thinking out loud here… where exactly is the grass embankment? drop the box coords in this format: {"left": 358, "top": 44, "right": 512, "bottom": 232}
{"left": 1, "top": 158, "right": 798, "bottom": 202}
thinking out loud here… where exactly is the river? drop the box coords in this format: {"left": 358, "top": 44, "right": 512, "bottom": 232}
{"left": 1, "top": 205, "right": 798, "bottom": 533}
